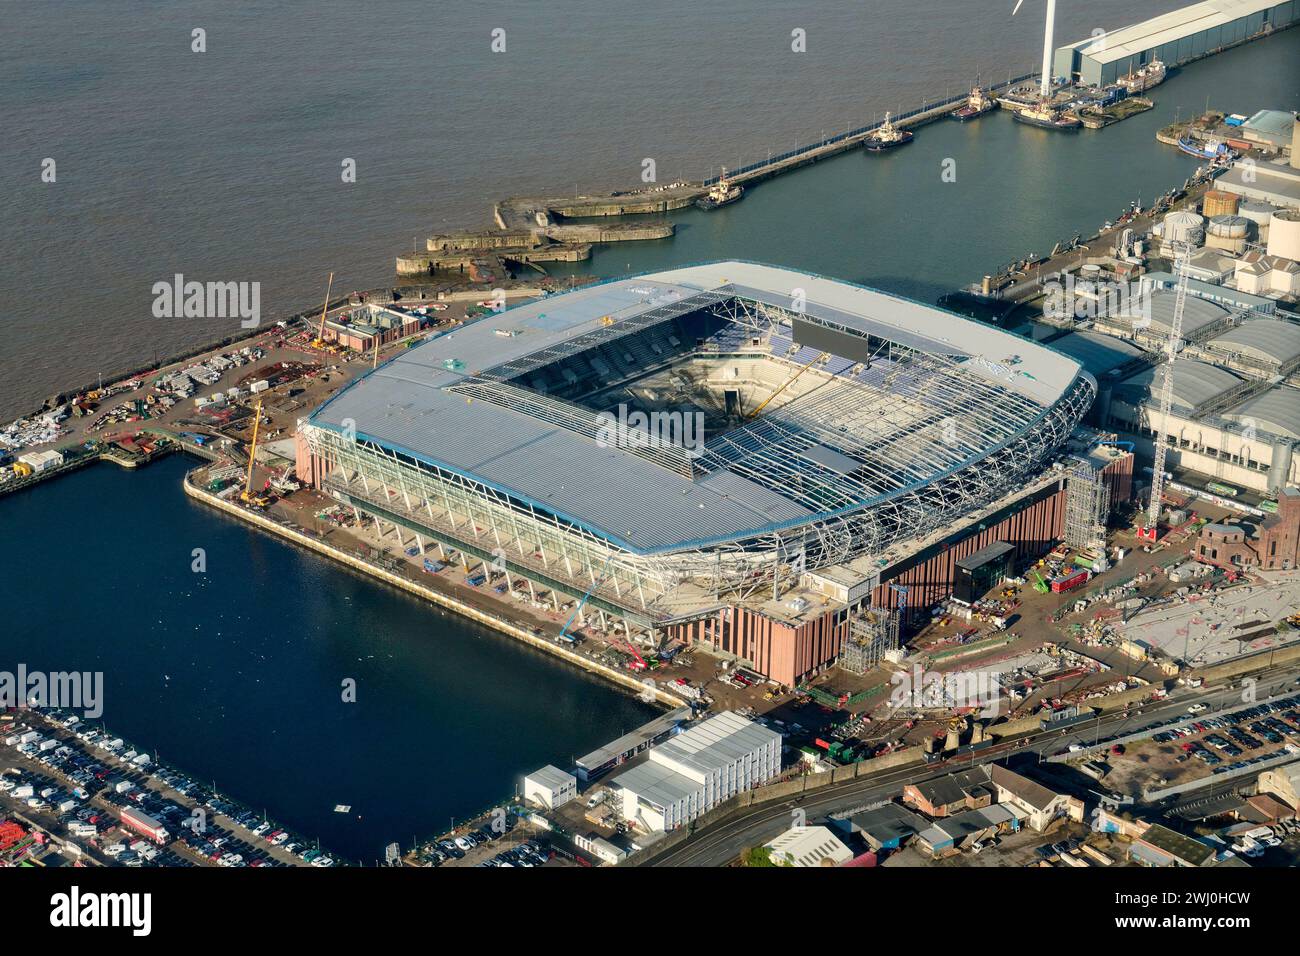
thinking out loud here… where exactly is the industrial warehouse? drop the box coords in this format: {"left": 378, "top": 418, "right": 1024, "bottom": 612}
{"left": 294, "top": 261, "right": 1114, "bottom": 686}
{"left": 1054, "top": 0, "right": 1297, "bottom": 87}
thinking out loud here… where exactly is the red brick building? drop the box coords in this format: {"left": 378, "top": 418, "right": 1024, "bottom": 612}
{"left": 1195, "top": 487, "right": 1300, "bottom": 571}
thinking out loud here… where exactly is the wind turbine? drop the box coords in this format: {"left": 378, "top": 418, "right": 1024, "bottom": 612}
{"left": 1013, "top": 0, "right": 1058, "bottom": 100}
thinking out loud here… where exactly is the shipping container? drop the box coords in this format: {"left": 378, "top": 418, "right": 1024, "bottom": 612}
{"left": 1051, "top": 568, "right": 1090, "bottom": 593}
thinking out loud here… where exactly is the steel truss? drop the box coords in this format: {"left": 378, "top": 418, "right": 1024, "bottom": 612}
{"left": 300, "top": 289, "right": 1096, "bottom": 621}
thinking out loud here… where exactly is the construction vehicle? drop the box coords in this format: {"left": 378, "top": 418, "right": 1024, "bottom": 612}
{"left": 617, "top": 638, "right": 648, "bottom": 671}
{"left": 560, "top": 555, "right": 615, "bottom": 639}
{"left": 240, "top": 399, "right": 270, "bottom": 507}
{"left": 310, "top": 272, "right": 335, "bottom": 349}
{"left": 1030, "top": 569, "right": 1050, "bottom": 594}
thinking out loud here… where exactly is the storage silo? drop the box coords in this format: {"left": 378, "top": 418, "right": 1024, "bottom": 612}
{"left": 1206, "top": 214, "right": 1250, "bottom": 254}
{"left": 1161, "top": 210, "right": 1204, "bottom": 248}
{"left": 1266, "top": 210, "right": 1300, "bottom": 261}
{"left": 1202, "top": 190, "right": 1240, "bottom": 218}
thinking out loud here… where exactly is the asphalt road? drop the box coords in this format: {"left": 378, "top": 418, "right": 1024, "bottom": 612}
{"left": 645, "top": 664, "right": 1300, "bottom": 867}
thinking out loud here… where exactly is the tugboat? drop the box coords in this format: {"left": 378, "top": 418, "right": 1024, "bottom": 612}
{"left": 694, "top": 167, "right": 743, "bottom": 210}
{"left": 950, "top": 85, "right": 996, "bottom": 122}
{"left": 1120, "top": 59, "right": 1166, "bottom": 94}
{"left": 863, "top": 112, "right": 914, "bottom": 151}
{"left": 1013, "top": 101, "right": 1081, "bottom": 131}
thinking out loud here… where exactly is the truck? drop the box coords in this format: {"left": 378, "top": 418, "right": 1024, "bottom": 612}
{"left": 120, "top": 807, "right": 170, "bottom": 845}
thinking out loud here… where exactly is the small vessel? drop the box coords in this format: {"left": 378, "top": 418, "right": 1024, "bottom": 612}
{"left": 863, "top": 112, "right": 914, "bottom": 151}
{"left": 1177, "top": 136, "right": 1236, "bottom": 163}
{"left": 1013, "top": 102, "right": 1081, "bottom": 131}
{"left": 694, "top": 168, "right": 743, "bottom": 210}
{"left": 950, "top": 86, "right": 996, "bottom": 122}
{"left": 1120, "top": 59, "right": 1166, "bottom": 93}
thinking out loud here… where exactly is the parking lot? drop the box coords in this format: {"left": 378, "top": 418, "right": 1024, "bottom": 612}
{"left": 1089, "top": 692, "right": 1300, "bottom": 796}
{"left": 2, "top": 710, "right": 339, "bottom": 868}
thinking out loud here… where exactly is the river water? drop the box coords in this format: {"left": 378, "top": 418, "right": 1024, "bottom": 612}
{"left": 3, "top": 0, "right": 1247, "bottom": 419}
{"left": 2, "top": 1, "right": 1297, "bottom": 861}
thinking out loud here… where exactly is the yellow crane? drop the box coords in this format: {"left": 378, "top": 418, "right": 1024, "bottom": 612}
{"left": 240, "top": 399, "right": 269, "bottom": 507}
{"left": 746, "top": 351, "right": 826, "bottom": 419}
{"left": 312, "top": 271, "right": 335, "bottom": 348}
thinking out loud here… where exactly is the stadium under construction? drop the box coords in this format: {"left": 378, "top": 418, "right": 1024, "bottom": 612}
{"left": 295, "top": 262, "right": 1131, "bottom": 686}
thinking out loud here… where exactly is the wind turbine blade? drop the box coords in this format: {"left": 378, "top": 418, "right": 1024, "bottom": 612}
{"left": 1012, "top": 0, "right": 1025, "bottom": 14}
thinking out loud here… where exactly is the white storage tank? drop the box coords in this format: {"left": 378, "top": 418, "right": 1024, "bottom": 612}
{"left": 1162, "top": 210, "right": 1204, "bottom": 246}
{"left": 1266, "top": 209, "right": 1300, "bottom": 261}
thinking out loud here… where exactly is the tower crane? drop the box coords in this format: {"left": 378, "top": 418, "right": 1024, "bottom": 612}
{"left": 1142, "top": 244, "right": 1193, "bottom": 538}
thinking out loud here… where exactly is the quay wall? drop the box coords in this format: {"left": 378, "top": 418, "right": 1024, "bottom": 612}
{"left": 546, "top": 196, "right": 698, "bottom": 218}
{"left": 548, "top": 223, "right": 674, "bottom": 243}
{"left": 181, "top": 473, "right": 688, "bottom": 708}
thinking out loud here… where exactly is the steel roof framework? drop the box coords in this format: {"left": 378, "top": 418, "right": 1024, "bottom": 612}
{"left": 299, "top": 290, "right": 1095, "bottom": 621}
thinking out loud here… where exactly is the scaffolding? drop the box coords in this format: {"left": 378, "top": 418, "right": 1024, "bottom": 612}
{"left": 1063, "top": 459, "right": 1111, "bottom": 551}
{"left": 838, "top": 607, "right": 900, "bottom": 674}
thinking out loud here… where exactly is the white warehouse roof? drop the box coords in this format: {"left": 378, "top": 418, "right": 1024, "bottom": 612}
{"left": 1208, "top": 320, "right": 1300, "bottom": 367}
{"left": 766, "top": 825, "right": 854, "bottom": 867}
{"left": 1118, "top": 359, "right": 1243, "bottom": 411}
{"left": 1072, "top": 0, "right": 1284, "bottom": 65}
{"left": 650, "top": 710, "right": 781, "bottom": 780}
{"left": 1224, "top": 386, "right": 1300, "bottom": 440}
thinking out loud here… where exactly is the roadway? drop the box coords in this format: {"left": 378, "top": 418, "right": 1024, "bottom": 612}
{"left": 643, "top": 664, "right": 1300, "bottom": 867}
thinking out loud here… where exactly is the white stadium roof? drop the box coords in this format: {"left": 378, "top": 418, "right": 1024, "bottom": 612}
{"left": 308, "top": 262, "right": 1093, "bottom": 557}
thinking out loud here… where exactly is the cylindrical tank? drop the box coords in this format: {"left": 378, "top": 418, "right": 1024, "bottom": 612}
{"left": 1266, "top": 210, "right": 1300, "bottom": 261}
{"left": 1237, "top": 200, "right": 1276, "bottom": 227}
{"left": 944, "top": 728, "right": 962, "bottom": 751}
{"left": 1269, "top": 439, "right": 1295, "bottom": 494}
{"left": 1208, "top": 215, "right": 1249, "bottom": 238}
{"left": 1206, "top": 214, "right": 1250, "bottom": 254}
{"left": 1163, "top": 210, "right": 1204, "bottom": 247}
{"left": 1202, "top": 189, "right": 1240, "bottom": 217}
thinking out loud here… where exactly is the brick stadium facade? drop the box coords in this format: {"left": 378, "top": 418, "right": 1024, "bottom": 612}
{"left": 667, "top": 452, "right": 1134, "bottom": 686}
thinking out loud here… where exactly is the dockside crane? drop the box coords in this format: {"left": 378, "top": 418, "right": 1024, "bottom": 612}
{"left": 1142, "top": 244, "right": 1192, "bottom": 539}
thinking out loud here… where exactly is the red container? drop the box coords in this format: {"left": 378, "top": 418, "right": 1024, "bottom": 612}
{"left": 1051, "top": 569, "right": 1090, "bottom": 593}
